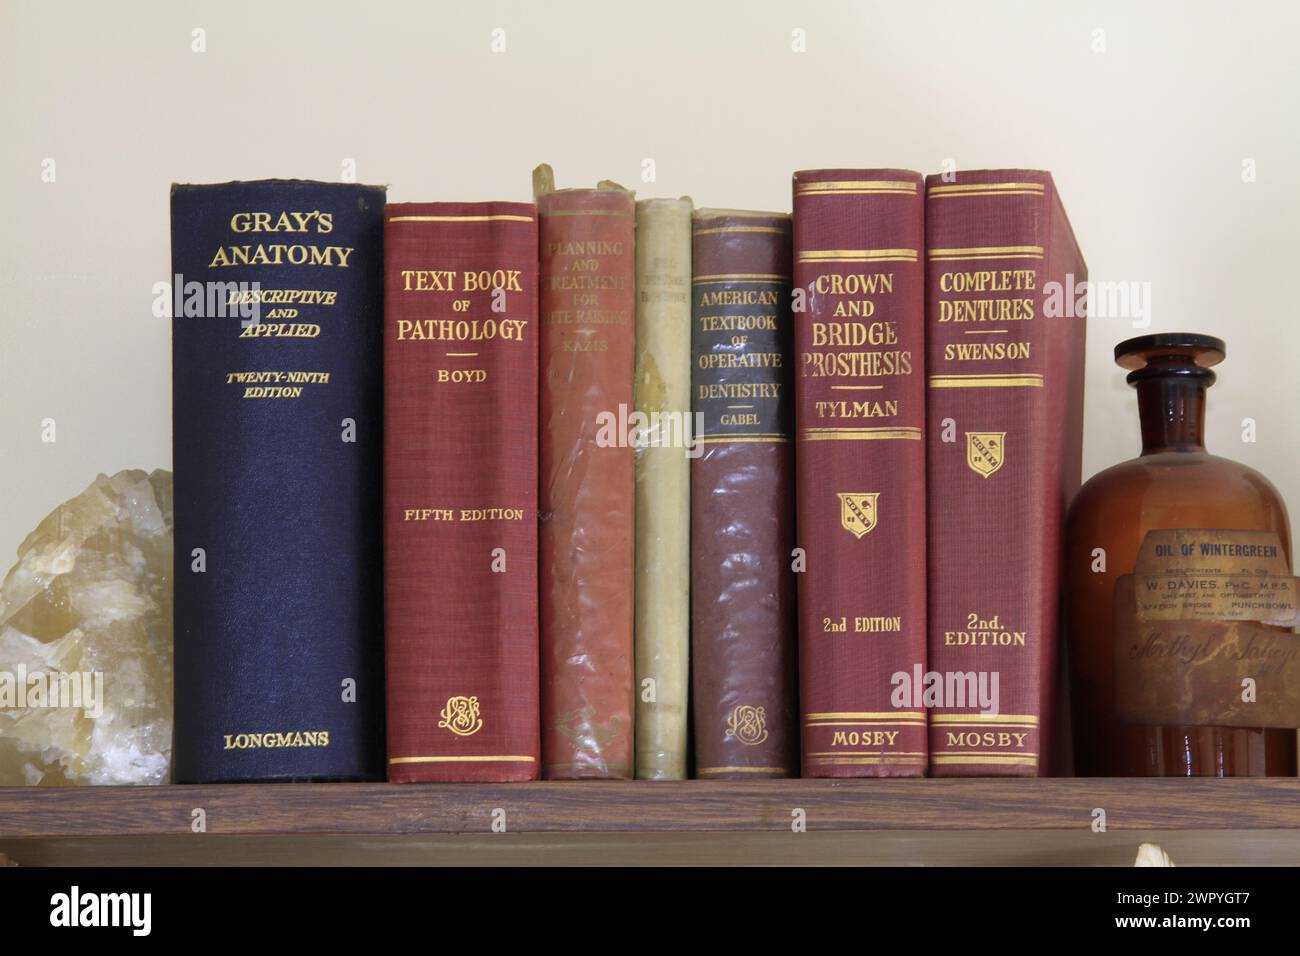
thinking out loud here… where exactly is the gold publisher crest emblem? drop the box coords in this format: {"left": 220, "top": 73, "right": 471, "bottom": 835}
{"left": 966, "top": 431, "right": 1006, "bottom": 478}
{"left": 726, "top": 705, "right": 769, "bottom": 746}
{"left": 438, "top": 695, "right": 483, "bottom": 737}
{"left": 837, "top": 493, "right": 879, "bottom": 539}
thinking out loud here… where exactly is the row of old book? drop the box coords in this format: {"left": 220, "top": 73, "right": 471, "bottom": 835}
{"left": 168, "top": 165, "right": 1085, "bottom": 783}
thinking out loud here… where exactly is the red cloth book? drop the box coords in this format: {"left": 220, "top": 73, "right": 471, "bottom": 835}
{"left": 924, "top": 170, "right": 1087, "bottom": 776}
{"left": 792, "top": 170, "right": 928, "bottom": 777}
{"left": 383, "top": 201, "right": 540, "bottom": 782}
{"left": 535, "top": 173, "right": 637, "bottom": 779}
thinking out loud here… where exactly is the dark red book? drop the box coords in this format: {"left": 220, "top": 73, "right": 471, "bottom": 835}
{"left": 791, "top": 170, "right": 928, "bottom": 777}
{"left": 383, "top": 201, "right": 540, "bottom": 782}
{"left": 534, "top": 167, "right": 637, "bottom": 779}
{"left": 924, "top": 170, "right": 1086, "bottom": 776}
{"left": 690, "top": 208, "right": 798, "bottom": 779}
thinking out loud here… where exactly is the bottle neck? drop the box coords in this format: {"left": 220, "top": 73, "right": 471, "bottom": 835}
{"left": 1135, "top": 373, "right": 1208, "bottom": 454}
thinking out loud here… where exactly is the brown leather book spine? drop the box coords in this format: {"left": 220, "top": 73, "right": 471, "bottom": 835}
{"left": 792, "top": 170, "right": 928, "bottom": 777}
{"left": 924, "top": 170, "right": 1087, "bottom": 776}
{"left": 383, "top": 201, "right": 540, "bottom": 782}
{"left": 537, "top": 177, "right": 637, "bottom": 779}
{"left": 690, "top": 209, "right": 798, "bottom": 780}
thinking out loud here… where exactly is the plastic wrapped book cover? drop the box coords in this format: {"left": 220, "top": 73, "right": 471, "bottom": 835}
{"left": 535, "top": 164, "right": 638, "bottom": 779}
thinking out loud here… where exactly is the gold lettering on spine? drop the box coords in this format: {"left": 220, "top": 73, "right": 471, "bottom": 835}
{"left": 224, "top": 370, "right": 330, "bottom": 399}
{"left": 539, "top": 215, "right": 631, "bottom": 344}
{"left": 210, "top": 207, "right": 353, "bottom": 406}
{"left": 798, "top": 249, "right": 917, "bottom": 430}
{"left": 387, "top": 215, "right": 533, "bottom": 386}
{"left": 208, "top": 244, "right": 353, "bottom": 268}
{"left": 222, "top": 730, "right": 331, "bottom": 749}
{"left": 931, "top": 712, "right": 1038, "bottom": 767}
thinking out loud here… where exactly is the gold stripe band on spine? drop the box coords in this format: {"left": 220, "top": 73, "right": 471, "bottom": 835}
{"left": 797, "top": 249, "right": 918, "bottom": 262}
{"left": 388, "top": 215, "right": 534, "bottom": 223}
{"left": 389, "top": 755, "right": 537, "bottom": 764}
{"left": 796, "top": 180, "right": 918, "bottom": 195}
{"left": 801, "top": 426, "right": 922, "bottom": 441}
{"left": 692, "top": 226, "right": 790, "bottom": 236}
{"left": 805, "top": 711, "right": 925, "bottom": 719}
{"left": 699, "top": 436, "right": 790, "bottom": 444}
{"left": 931, "top": 752, "right": 1040, "bottom": 758}
{"left": 806, "top": 757, "right": 927, "bottom": 765}
{"left": 805, "top": 751, "right": 927, "bottom": 757}
{"left": 928, "top": 192, "right": 1043, "bottom": 199}
{"left": 927, "top": 245, "right": 1044, "bottom": 260}
{"left": 928, "top": 374, "right": 1044, "bottom": 389}
{"left": 797, "top": 248, "right": 918, "bottom": 258}
{"left": 805, "top": 720, "right": 927, "bottom": 727}
{"left": 926, "top": 182, "right": 1046, "bottom": 198}
{"left": 693, "top": 273, "right": 791, "bottom": 283}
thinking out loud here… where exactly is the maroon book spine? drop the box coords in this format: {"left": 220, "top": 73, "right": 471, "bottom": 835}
{"left": 792, "top": 170, "right": 928, "bottom": 777}
{"left": 690, "top": 209, "right": 798, "bottom": 779}
{"left": 537, "top": 183, "right": 637, "bottom": 779}
{"left": 924, "top": 170, "right": 1086, "bottom": 776}
{"left": 383, "top": 202, "right": 540, "bottom": 782}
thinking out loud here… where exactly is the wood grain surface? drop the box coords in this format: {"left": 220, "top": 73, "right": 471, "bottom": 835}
{"left": 2, "top": 778, "right": 1297, "bottom": 838}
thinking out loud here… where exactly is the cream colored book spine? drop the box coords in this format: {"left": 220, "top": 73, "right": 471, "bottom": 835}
{"left": 633, "top": 196, "right": 693, "bottom": 780}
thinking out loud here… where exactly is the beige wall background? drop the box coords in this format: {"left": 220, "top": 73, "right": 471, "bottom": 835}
{"left": 2, "top": 0, "right": 1298, "bottom": 558}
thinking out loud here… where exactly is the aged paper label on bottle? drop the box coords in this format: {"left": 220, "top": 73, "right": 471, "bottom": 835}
{"left": 1115, "top": 530, "right": 1300, "bottom": 727}
{"left": 1133, "top": 529, "right": 1296, "bottom": 623}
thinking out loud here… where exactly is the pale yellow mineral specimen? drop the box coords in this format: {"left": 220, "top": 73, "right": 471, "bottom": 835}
{"left": 0, "top": 469, "right": 172, "bottom": 785}
{"left": 1134, "top": 842, "right": 1176, "bottom": 866}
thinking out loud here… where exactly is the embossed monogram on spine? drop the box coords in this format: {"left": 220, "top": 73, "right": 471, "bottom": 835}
{"left": 837, "top": 492, "right": 879, "bottom": 538}
{"left": 438, "top": 695, "right": 483, "bottom": 736}
{"left": 966, "top": 431, "right": 1006, "bottom": 478}
{"left": 726, "top": 704, "right": 769, "bottom": 746}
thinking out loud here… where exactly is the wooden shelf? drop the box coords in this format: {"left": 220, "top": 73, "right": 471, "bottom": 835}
{"left": 2, "top": 778, "right": 1299, "bottom": 866}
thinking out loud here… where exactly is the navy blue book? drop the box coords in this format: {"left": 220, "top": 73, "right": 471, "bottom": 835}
{"left": 170, "top": 180, "right": 385, "bottom": 782}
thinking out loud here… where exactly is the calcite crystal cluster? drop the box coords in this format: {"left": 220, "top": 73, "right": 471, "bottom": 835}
{"left": 1134, "top": 843, "right": 1176, "bottom": 867}
{"left": 0, "top": 470, "right": 173, "bottom": 785}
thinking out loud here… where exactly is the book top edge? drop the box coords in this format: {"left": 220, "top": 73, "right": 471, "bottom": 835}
{"left": 923, "top": 169, "right": 1083, "bottom": 270}
{"left": 693, "top": 207, "right": 790, "bottom": 221}
{"left": 792, "top": 168, "right": 923, "bottom": 183}
{"left": 385, "top": 200, "right": 537, "bottom": 217}
{"left": 170, "top": 179, "right": 387, "bottom": 193}
{"left": 922, "top": 168, "right": 1054, "bottom": 184}
{"left": 536, "top": 191, "right": 636, "bottom": 215}
{"left": 635, "top": 196, "right": 693, "bottom": 209}
{"left": 531, "top": 162, "right": 633, "bottom": 199}
{"left": 535, "top": 184, "right": 635, "bottom": 198}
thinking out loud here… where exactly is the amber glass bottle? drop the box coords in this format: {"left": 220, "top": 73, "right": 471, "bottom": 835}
{"left": 1065, "top": 333, "right": 1295, "bottom": 776}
